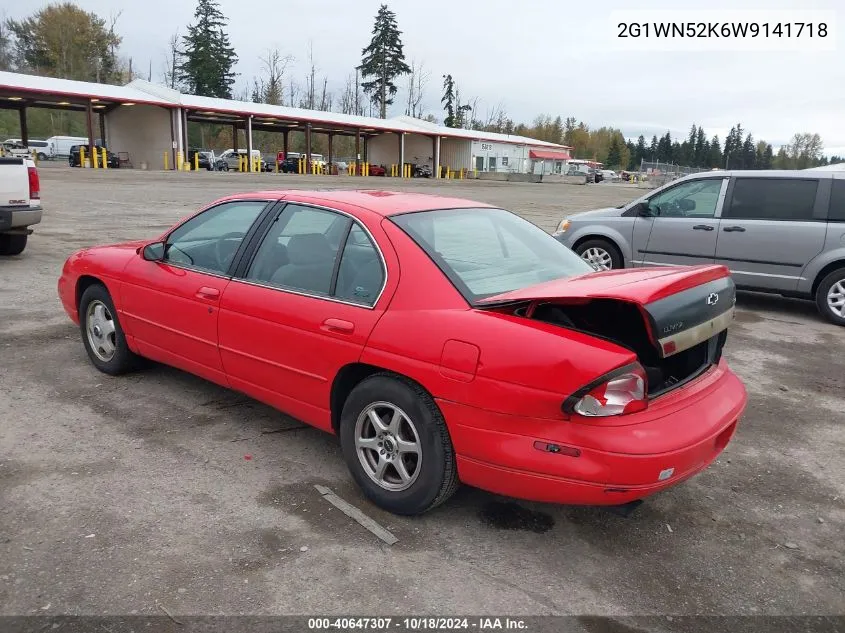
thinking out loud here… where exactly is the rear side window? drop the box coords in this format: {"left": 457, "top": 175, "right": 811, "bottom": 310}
{"left": 725, "top": 178, "right": 818, "bottom": 221}
{"left": 829, "top": 180, "right": 845, "bottom": 222}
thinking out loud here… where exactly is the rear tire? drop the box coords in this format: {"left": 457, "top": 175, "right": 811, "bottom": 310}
{"left": 0, "top": 234, "right": 27, "bottom": 256}
{"left": 339, "top": 374, "right": 459, "bottom": 515}
{"left": 815, "top": 267, "right": 845, "bottom": 326}
{"left": 37, "top": 152, "right": 47, "bottom": 161}
{"left": 79, "top": 284, "right": 141, "bottom": 375}
{"left": 575, "top": 238, "right": 623, "bottom": 270}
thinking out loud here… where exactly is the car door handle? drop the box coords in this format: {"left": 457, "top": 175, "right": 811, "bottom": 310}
{"left": 195, "top": 286, "right": 220, "bottom": 300}
{"left": 321, "top": 318, "right": 354, "bottom": 334}
{"left": 692, "top": 224, "right": 715, "bottom": 231}
{"left": 722, "top": 226, "right": 746, "bottom": 232}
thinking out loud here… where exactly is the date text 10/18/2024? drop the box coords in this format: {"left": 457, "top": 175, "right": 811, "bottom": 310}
{"left": 308, "top": 617, "right": 528, "bottom": 631}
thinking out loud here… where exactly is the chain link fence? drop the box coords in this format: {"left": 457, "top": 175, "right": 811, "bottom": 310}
{"left": 637, "top": 160, "right": 712, "bottom": 188}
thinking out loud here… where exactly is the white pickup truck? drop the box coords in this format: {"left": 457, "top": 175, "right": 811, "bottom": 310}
{"left": 0, "top": 156, "right": 42, "bottom": 255}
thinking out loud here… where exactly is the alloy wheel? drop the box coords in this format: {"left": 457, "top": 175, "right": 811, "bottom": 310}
{"left": 827, "top": 280, "right": 845, "bottom": 318}
{"left": 581, "top": 247, "right": 613, "bottom": 270}
{"left": 354, "top": 401, "right": 422, "bottom": 492}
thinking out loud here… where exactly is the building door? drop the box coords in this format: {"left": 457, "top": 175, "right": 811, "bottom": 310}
{"left": 475, "top": 156, "right": 484, "bottom": 172}
{"left": 489, "top": 157, "right": 497, "bottom": 172}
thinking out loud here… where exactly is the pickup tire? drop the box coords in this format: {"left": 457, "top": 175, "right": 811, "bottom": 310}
{"left": 0, "top": 234, "right": 27, "bottom": 256}
{"left": 815, "top": 267, "right": 845, "bottom": 326}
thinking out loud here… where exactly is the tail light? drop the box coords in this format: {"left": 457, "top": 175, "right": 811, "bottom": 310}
{"left": 28, "top": 166, "right": 40, "bottom": 200}
{"left": 564, "top": 363, "right": 648, "bottom": 418}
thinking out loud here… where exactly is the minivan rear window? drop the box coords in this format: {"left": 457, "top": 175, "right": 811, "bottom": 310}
{"left": 724, "top": 178, "right": 818, "bottom": 221}
{"left": 829, "top": 180, "right": 845, "bottom": 222}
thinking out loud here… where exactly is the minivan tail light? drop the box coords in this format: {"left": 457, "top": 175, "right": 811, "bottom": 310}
{"left": 28, "top": 166, "right": 40, "bottom": 200}
{"left": 564, "top": 363, "right": 648, "bottom": 418}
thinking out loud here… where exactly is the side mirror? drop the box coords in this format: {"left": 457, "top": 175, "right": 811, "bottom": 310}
{"left": 634, "top": 202, "right": 656, "bottom": 217}
{"left": 142, "top": 242, "right": 165, "bottom": 261}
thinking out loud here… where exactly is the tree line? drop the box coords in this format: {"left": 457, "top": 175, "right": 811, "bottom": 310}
{"left": 0, "top": 1, "right": 840, "bottom": 170}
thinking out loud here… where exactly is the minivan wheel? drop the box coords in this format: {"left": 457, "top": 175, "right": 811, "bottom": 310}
{"left": 79, "top": 284, "right": 141, "bottom": 374}
{"left": 575, "top": 238, "right": 623, "bottom": 270}
{"left": 816, "top": 267, "right": 845, "bottom": 326}
{"left": 339, "top": 374, "right": 458, "bottom": 515}
{"left": 37, "top": 152, "right": 48, "bottom": 161}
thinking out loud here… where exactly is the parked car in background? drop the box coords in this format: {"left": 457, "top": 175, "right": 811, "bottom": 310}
{"left": 187, "top": 148, "right": 215, "bottom": 170}
{"left": 600, "top": 170, "right": 619, "bottom": 182}
{"left": 47, "top": 136, "right": 89, "bottom": 159}
{"left": 262, "top": 154, "right": 276, "bottom": 172}
{"left": 593, "top": 169, "right": 604, "bottom": 183}
{"left": 554, "top": 170, "right": 845, "bottom": 325}
{"left": 5, "top": 139, "right": 50, "bottom": 161}
{"left": 1, "top": 141, "right": 31, "bottom": 158}
{"left": 215, "top": 149, "right": 263, "bottom": 171}
{"left": 58, "top": 190, "right": 746, "bottom": 515}
{"left": 414, "top": 164, "right": 433, "bottom": 178}
{"left": 68, "top": 145, "right": 120, "bottom": 168}
{"left": 0, "top": 154, "right": 41, "bottom": 255}
{"left": 567, "top": 164, "right": 595, "bottom": 183}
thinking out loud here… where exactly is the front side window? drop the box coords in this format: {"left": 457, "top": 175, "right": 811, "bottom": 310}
{"left": 164, "top": 200, "right": 267, "bottom": 274}
{"left": 648, "top": 178, "right": 723, "bottom": 218}
{"left": 725, "top": 178, "right": 819, "bottom": 221}
{"left": 392, "top": 208, "right": 592, "bottom": 302}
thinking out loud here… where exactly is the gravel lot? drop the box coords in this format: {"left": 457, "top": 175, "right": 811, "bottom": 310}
{"left": 1, "top": 167, "right": 843, "bottom": 618}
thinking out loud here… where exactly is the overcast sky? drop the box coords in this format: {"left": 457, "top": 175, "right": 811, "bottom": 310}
{"left": 7, "top": 0, "right": 844, "bottom": 154}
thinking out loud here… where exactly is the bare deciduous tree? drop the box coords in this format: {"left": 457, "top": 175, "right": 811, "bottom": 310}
{"left": 404, "top": 59, "right": 428, "bottom": 118}
{"left": 163, "top": 30, "right": 180, "bottom": 89}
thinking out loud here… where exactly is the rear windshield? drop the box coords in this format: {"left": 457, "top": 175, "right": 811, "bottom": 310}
{"left": 391, "top": 207, "right": 593, "bottom": 303}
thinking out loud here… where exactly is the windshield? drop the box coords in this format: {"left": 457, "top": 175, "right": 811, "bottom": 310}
{"left": 391, "top": 207, "right": 593, "bottom": 303}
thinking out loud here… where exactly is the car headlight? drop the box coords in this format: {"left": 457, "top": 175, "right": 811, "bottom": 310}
{"left": 554, "top": 219, "right": 571, "bottom": 235}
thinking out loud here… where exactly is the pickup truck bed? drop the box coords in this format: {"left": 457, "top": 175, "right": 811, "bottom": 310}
{"left": 0, "top": 156, "right": 42, "bottom": 256}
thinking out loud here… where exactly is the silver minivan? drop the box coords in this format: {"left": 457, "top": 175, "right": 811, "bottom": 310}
{"left": 554, "top": 170, "right": 845, "bottom": 325}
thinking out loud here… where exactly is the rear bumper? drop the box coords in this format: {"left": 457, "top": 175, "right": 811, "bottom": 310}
{"left": 438, "top": 361, "right": 747, "bottom": 505}
{"left": 0, "top": 205, "right": 42, "bottom": 232}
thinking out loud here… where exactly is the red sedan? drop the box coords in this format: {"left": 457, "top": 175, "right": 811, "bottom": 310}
{"left": 58, "top": 191, "right": 747, "bottom": 515}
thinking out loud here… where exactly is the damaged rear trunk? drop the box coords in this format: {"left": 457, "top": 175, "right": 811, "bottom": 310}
{"left": 482, "top": 269, "right": 736, "bottom": 398}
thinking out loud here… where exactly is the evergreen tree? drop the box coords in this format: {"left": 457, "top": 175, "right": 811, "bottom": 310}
{"left": 359, "top": 4, "right": 411, "bottom": 118}
{"left": 694, "top": 126, "right": 706, "bottom": 167}
{"left": 563, "top": 116, "right": 577, "bottom": 147}
{"left": 709, "top": 135, "right": 722, "bottom": 168}
{"left": 684, "top": 124, "right": 697, "bottom": 165}
{"left": 741, "top": 134, "right": 755, "bottom": 169}
{"left": 178, "top": 0, "right": 238, "bottom": 98}
{"left": 625, "top": 140, "right": 636, "bottom": 170}
{"left": 649, "top": 135, "right": 658, "bottom": 161}
{"left": 606, "top": 136, "right": 622, "bottom": 168}
{"left": 634, "top": 135, "right": 646, "bottom": 167}
{"left": 441, "top": 74, "right": 455, "bottom": 128}
{"left": 657, "top": 132, "right": 673, "bottom": 162}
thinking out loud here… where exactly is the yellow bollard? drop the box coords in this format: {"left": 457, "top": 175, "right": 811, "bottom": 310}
{"left": 92, "top": 146, "right": 99, "bottom": 169}
{"left": 31, "top": 150, "right": 38, "bottom": 165}
{"left": 80, "top": 146, "right": 85, "bottom": 167}
{"left": 194, "top": 152, "right": 199, "bottom": 171}
{"left": 101, "top": 147, "right": 108, "bottom": 170}
{"left": 364, "top": 162, "right": 369, "bottom": 177}
{"left": 275, "top": 160, "right": 279, "bottom": 173}
{"left": 163, "top": 152, "right": 169, "bottom": 171}
{"left": 176, "top": 150, "right": 183, "bottom": 171}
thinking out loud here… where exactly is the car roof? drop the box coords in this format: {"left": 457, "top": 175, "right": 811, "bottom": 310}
{"left": 218, "top": 190, "right": 494, "bottom": 216}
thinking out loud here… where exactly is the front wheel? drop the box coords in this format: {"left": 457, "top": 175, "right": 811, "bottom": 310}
{"left": 575, "top": 238, "right": 623, "bottom": 270}
{"left": 37, "top": 152, "right": 47, "bottom": 161}
{"left": 816, "top": 268, "right": 845, "bottom": 326}
{"left": 79, "top": 284, "right": 141, "bottom": 374}
{"left": 340, "top": 375, "right": 458, "bottom": 515}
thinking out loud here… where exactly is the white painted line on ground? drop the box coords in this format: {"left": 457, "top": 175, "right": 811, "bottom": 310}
{"left": 314, "top": 484, "right": 398, "bottom": 546}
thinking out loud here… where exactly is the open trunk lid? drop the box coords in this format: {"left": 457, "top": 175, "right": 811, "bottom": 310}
{"left": 478, "top": 265, "right": 736, "bottom": 396}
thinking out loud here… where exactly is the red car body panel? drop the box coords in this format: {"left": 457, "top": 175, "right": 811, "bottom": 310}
{"left": 57, "top": 190, "right": 748, "bottom": 507}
